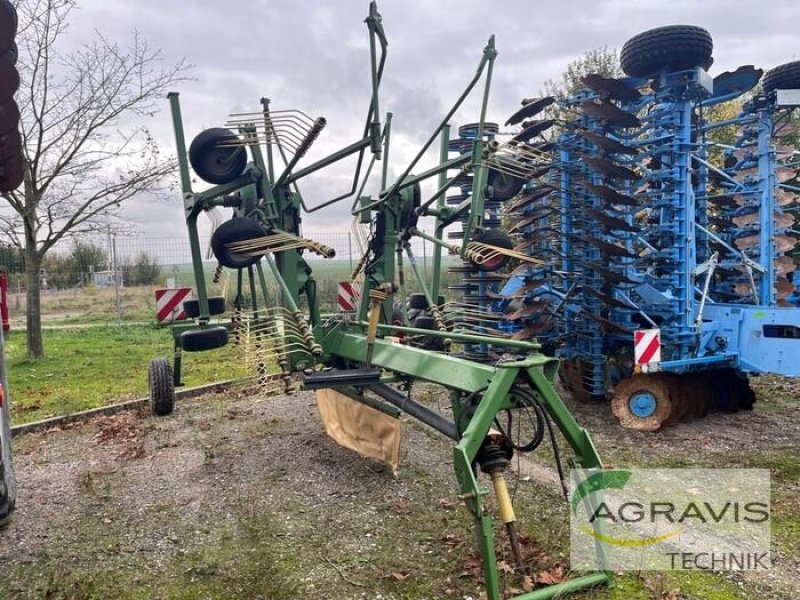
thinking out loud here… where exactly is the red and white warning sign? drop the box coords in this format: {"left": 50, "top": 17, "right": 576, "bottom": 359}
{"left": 155, "top": 287, "right": 192, "bottom": 323}
{"left": 634, "top": 328, "right": 661, "bottom": 368}
{"left": 336, "top": 282, "right": 360, "bottom": 312}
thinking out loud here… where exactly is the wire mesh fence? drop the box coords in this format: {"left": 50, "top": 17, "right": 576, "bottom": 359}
{"left": 1, "top": 229, "right": 465, "bottom": 326}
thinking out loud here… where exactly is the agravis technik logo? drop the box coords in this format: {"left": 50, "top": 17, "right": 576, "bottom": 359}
{"left": 569, "top": 468, "right": 771, "bottom": 571}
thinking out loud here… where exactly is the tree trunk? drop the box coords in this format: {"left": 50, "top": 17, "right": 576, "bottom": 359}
{"left": 24, "top": 251, "right": 43, "bottom": 359}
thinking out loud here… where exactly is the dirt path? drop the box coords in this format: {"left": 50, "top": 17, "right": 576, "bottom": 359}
{"left": 0, "top": 379, "right": 798, "bottom": 599}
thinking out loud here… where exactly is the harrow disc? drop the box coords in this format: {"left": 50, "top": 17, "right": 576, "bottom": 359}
{"left": 504, "top": 96, "right": 555, "bottom": 126}
{"left": 581, "top": 74, "right": 642, "bottom": 102}
{"left": 580, "top": 101, "right": 641, "bottom": 129}
{"left": 711, "top": 65, "right": 763, "bottom": 99}
{"left": 578, "top": 130, "right": 639, "bottom": 155}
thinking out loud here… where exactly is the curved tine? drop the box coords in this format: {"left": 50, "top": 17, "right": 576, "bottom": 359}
{"left": 228, "top": 108, "right": 316, "bottom": 124}
{"left": 506, "top": 141, "right": 555, "bottom": 160}
{"left": 226, "top": 114, "right": 315, "bottom": 129}
{"left": 481, "top": 161, "right": 537, "bottom": 180}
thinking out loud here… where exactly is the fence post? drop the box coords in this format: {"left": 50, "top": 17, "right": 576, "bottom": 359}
{"left": 347, "top": 232, "right": 353, "bottom": 275}
{"left": 112, "top": 235, "right": 122, "bottom": 325}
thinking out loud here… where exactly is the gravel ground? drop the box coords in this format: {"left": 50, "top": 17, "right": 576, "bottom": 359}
{"left": 0, "top": 378, "right": 798, "bottom": 599}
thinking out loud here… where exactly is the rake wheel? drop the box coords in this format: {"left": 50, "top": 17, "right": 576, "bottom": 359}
{"left": 762, "top": 60, "right": 800, "bottom": 94}
{"left": 611, "top": 373, "right": 676, "bottom": 431}
{"left": 621, "top": 25, "right": 713, "bottom": 78}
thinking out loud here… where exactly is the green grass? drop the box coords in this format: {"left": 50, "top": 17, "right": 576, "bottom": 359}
{"left": 5, "top": 324, "right": 248, "bottom": 424}
{"left": 0, "top": 505, "right": 301, "bottom": 600}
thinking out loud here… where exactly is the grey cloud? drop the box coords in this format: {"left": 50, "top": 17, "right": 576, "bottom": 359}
{"left": 46, "top": 0, "right": 800, "bottom": 235}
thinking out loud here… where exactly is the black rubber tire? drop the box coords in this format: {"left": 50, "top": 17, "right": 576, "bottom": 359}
{"left": 0, "top": 471, "right": 13, "bottom": 527}
{"left": 0, "top": 42, "right": 16, "bottom": 67}
{"left": 183, "top": 296, "right": 227, "bottom": 318}
{"left": 0, "top": 61, "right": 19, "bottom": 102}
{"left": 210, "top": 217, "right": 266, "bottom": 269}
{"left": 621, "top": 25, "right": 713, "bottom": 78}
{"left": 407, "top": 293, "right": 445, "bottom": 310}
{"left": 148, "top": 357, "right": 175, "bottom": 416}
{"left": 0, "top": 100, "right": 19, "bottom": 134}
{"left": 469, "top": 229, "right": 514, "bottom": 272}
{"left": 762, "top": 60, "right": 800, "bottom": 93}
{"left": 180, "top": 326, "right": 229, "bottom": 352}
{"left": 0, "top": 1, "right": 16, "bottom": 56}
{"left": 411, "top": 315, "right": 445, "bottom": 351}
{"left": 189, "top": 128, "right": 247, "bottom": 185}
{"left": 487, "top": 168, "right": 525, "bottom": 202}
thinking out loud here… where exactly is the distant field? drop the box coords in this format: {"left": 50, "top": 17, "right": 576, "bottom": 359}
{"left": 8, "top": 257, "right": 466, "bottom": 326}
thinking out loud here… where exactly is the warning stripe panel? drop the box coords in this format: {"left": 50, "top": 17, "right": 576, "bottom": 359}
{"left": 155, "top": 288, "right": 192, "bottom": 323}
{"left": 337, "top": 282, "right": 359, "bottom": 312}
{"left": 634, "top": 328, "right": 661, "bottom": 365}
{"left": 638, "top": 336, "right": 660, "bottom": 364}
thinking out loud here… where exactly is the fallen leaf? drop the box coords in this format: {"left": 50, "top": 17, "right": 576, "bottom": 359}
{"left": 534, "top": 564, "right": 566, "bottom": 585}
{"left": 497, "top": 560, "right": 514, "bottom": 574}
{"left": 390, "top": 571, "right": 410, "bottom": 581}
{"left": 438, "top": 497, "right": 458, "bottom": 509}
{"left": 522, "top": 575, "right": 534, "bottom": 592}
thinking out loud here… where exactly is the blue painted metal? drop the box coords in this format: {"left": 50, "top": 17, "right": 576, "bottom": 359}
{"left": 497, "top": 58, "right": 800, "bottom": 409}
{"left": 629, "top": 391, "right": 657, "bottom": 418}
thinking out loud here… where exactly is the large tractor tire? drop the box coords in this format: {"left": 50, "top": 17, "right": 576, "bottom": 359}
{"left": 621, "top": 25, "right": 713, "bottom": 78}
{"left": 762, "top": 60, "right": 800, "bottom": 94}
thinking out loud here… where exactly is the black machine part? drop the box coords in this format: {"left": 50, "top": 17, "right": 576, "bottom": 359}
{"left": 210, "top": 217, "right": 267, "bottom": 269}
{"left": 188, "top": 127, "right": 248, "bottom": 185}
{"left": 620, "top": 25, "right": 713, "bottom": 78}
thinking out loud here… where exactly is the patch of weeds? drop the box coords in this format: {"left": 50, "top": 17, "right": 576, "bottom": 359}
{"left": 666, "top": 569, "right": 749, "bottom": 600}
{"left": 772, "top": 513, "right": 800, "bottom": 557}
{"left": 0, "top": 510, "right": 301, "bottom": 600}
{"left": 753, "top": 451, "right": 800, "bottom": 482}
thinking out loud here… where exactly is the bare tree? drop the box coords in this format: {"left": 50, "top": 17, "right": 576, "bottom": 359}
{"left": 0, "top": 0, "right": 188, "bottom": 357}
{"left": 542, "top": 46, "right": 622, "bottom": 101}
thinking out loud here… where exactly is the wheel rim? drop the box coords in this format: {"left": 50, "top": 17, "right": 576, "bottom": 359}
{"left": 629, "top": 391, "right": 657, "bottom": 418}
{"left": 481, "top": 255, "right": 506, "bottom": 271}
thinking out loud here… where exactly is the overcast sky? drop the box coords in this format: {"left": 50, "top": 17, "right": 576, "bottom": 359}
{"left": 61, "top": 0, "right": 800, "bottom": 245}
